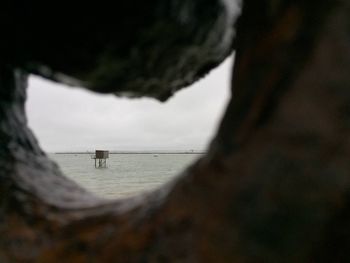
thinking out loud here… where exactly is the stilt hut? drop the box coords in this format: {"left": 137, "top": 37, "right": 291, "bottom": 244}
{"left": 92, "top": 150, "right": 109, "bottom": 168}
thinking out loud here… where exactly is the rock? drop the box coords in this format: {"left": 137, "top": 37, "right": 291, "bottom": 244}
{"left": 1, "top": 0, "right": 239, "bottom": 101}
{"left": 1, "top": 0, "right": 350, "bottom": 262}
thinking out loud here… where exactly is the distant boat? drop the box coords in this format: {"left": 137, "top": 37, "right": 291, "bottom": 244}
{"left": 153, "top": 154, "right": 158, "bottom": 157}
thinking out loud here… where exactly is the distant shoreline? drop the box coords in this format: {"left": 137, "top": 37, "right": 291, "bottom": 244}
{"left": 53, "top": 152, "right": 206, "bottom": 155}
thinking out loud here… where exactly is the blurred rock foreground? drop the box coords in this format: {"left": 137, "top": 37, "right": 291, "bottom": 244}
{"left": 1, "top": 0, "right": 350, "bottom": 262}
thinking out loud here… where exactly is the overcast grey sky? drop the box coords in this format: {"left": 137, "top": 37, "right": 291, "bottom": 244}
{"left": 26, "top": 55, "right": 234, "bottom": 153}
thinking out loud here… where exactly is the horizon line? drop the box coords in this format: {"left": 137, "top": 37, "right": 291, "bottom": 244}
{"left": 52, "top": 150, "right": 206, "bottom": 154}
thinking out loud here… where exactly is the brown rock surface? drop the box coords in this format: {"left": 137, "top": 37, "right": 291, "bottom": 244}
{"left": 1, "top": 0, "right": 350, "bottom": 262}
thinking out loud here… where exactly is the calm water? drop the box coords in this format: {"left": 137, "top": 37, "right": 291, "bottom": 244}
{"left": 50, "top": 153, "right": 201, "bottom": 199}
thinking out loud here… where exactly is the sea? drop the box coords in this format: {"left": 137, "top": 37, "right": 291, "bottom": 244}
{"left": 50, "top": 153, "right": 202, "bottom": 199}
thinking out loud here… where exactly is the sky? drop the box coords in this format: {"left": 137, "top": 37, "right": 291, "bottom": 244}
{"left": 26, "top": 55, "right": 234, "bottom": 153}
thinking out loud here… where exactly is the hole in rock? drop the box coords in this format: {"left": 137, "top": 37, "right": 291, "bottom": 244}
{"left": 26, "top": 55, "right": 234, "bottom": 199}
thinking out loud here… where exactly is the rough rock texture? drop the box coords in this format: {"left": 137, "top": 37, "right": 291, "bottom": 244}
{"left": 1, "top": 0, "right": 350, "bottom": 262}
{"left": 1, "top": 0, "right": 239, "bottom": 101}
